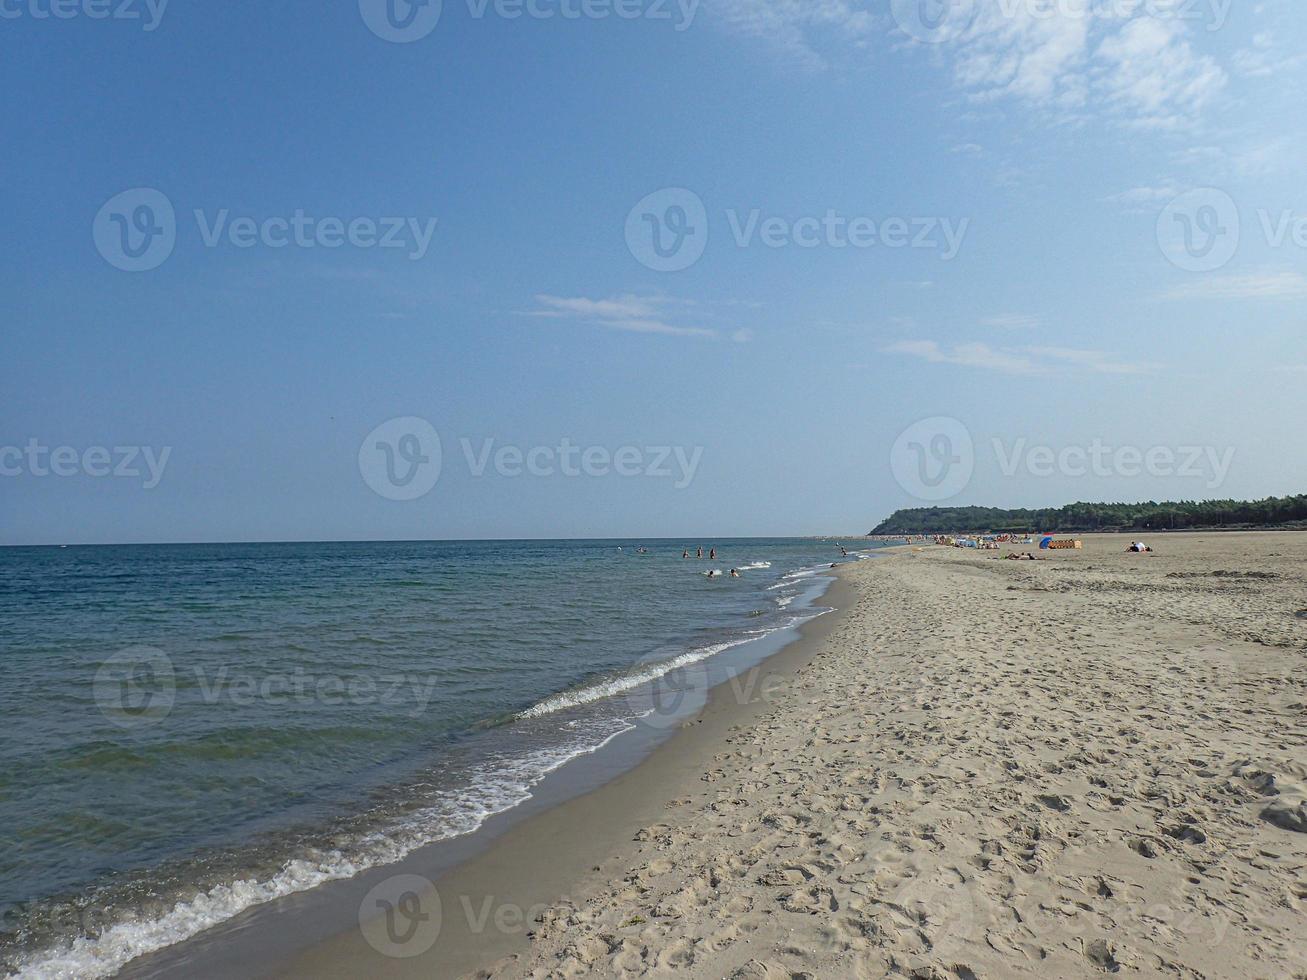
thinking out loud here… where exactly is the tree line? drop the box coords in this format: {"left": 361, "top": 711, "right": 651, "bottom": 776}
{"left": 870, "top": 495, "right": 1307, "bottom": 535}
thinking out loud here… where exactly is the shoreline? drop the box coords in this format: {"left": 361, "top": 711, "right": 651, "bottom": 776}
{"left": 91, "top": 532, "right": 1307, "bottom": 977}
{"left": 272, "top": 571, "right": 860, "bottom": 979}
{"left": 110, "top": 562, "right": 858, "bottom": 979}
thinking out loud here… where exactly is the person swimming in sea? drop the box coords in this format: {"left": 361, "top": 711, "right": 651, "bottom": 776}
{"left": 730, "top": 568, "right": 740, "bottom": 578}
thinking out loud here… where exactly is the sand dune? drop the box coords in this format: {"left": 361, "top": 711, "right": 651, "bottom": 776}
{"left": 476, "top": 533, "right": 1307, "bottom": 978}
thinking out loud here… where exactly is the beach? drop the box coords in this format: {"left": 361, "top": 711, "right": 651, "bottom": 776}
{"left": 280, "top": 532, "right": 1307, "bottom": 979}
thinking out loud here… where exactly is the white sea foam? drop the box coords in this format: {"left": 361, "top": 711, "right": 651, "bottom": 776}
{"left": 8, "top": 730, "right": 631, "bottom": 980}
{"left": 515, "top": 636, "right": 763, "bottom": 720}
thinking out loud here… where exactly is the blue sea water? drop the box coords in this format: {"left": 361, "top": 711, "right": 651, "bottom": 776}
{"left": 0, "top": 538, "right": 877, "bottom": 977}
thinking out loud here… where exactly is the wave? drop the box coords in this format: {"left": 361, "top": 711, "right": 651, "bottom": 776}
{"left": 514, "top": 636, "right": 764, "bottom": 720}
{"left": 6, "top": 729, "right": 631, "bottom": 980}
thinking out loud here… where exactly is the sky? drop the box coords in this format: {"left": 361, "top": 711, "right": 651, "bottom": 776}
{"left": 3, "top": 0, "right": 1306, "bottom": 544}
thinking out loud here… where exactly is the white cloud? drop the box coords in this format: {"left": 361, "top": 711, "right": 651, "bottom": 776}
{"left": 981, "top": 313, "right": 1041, "bottom": 329}
{"left": 1091, "top": 15, "right": 1226, "bottom": 130}
{"left": 882, "top": 339, "right": 1042, "bottom": 375}
{"left": 1104, "top": 183, "right": 1181, "bottom": 213}
{"left": 712, "top": 0, "right": 877, "bottom": 69}
{"left": 523, "top": 294, "right": 718, "bottom": 338}
{"left": 1022, "top": 345, "right": 1158, "bottom": 375}
{"left": 527, "top": 295, "right": 662, "bottom": 320}
{"left": 1233, "top": 28, "right": 1306, "bottom": 78}
{"left": 715, "top": 2, "right": 1231, "bottom": 129}
{"left": 884, "top": 339, "right": 1156, "bottom": 375}
{"left": 1159, "top": 272, "right": 1307, "bottom": 301}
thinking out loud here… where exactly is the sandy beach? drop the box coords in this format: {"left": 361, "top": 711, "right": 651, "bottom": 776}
{"left": 279, "top": 532, "right": 1307, "bottom": 980}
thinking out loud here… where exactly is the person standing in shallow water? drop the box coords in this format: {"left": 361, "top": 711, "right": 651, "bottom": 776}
{"left": 709, "top": 548, "right": 716, "bottom": 560}
{"left": 696, "top": 547, "right": 703, "bottom": 559}
{"left": 683, "top": 549, "right": 689, "bottom": 559}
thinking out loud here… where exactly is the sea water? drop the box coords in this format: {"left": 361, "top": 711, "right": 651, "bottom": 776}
{"left": 0, "top": 538, "right": 877, "bottom": 977}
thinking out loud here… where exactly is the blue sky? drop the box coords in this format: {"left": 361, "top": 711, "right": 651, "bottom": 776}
{"left": 3, "top": 0, "right": 1305, "bottom": 544}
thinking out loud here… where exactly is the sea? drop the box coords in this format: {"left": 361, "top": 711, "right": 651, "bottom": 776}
{"left": 0, "top": 538, "right": 879, "bottom": 978}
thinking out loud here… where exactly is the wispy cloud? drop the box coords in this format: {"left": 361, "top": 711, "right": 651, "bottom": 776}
{"left": 882, "top": 340, "right": 1042, "bottom": 375}
{"left": 981, "top": 313, "right": 1041, "bottom": 330}
{"left": 712, "top": 0, "right": 877, "bottom": 69}
{"left": 716, "top": 3, "right": 1231, "bottom": 130}
{"left": 1022, "top": 345, "right": 1159, "bottom": 375}
{"left": 1159, "top": 272, "right": 1307, "bottom": 301}
{"left": 883, "top": 339, "right": 1156, "bottom": 376}
{"left": 1233, "top": 29, "right": 1307, "bottom": 78}
{"left": 1104, "top": 183, "right": 1181, "bottom": 213}
{"left": 521, "top": 294, "right": 754, "bottom": 341}
{"left": 1090, "top": 15, "right": 1226, "bottom": 130}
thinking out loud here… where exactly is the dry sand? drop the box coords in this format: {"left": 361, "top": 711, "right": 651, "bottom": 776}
{"left": 464, "top": 532, "right": 1307, "bottom": 978}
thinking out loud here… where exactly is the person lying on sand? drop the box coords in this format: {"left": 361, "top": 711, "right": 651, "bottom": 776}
{"left": 1002, "top": 552, "right": 1045, "bottom": 561}
{"left": 1126, "top": 542, "right": 1154, "bottom": 553}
